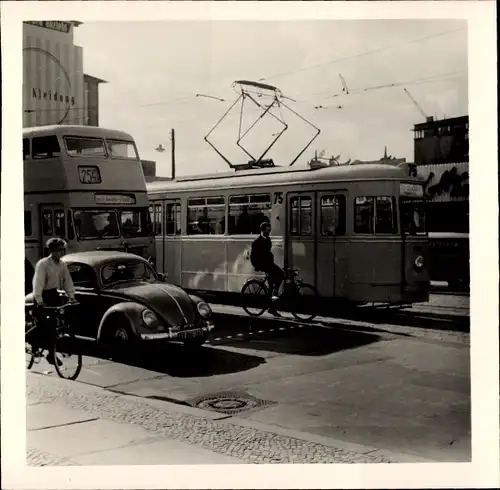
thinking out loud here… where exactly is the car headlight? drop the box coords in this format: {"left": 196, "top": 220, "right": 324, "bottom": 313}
{"left": 142, "top": 309, "right": 158, "bottom": 328}
{"left": 414, "top": 255, "right": 424, "bottom": 270}
{"left": 196, "top": 302, "right": 212, "bottom": 319}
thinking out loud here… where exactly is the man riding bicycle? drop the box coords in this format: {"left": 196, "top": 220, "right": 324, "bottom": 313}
{"left": 30, "top": 238, "right": 78, "bottom": 365}
{"left": 250, "top": 221, "right": 284, "bottom": 317}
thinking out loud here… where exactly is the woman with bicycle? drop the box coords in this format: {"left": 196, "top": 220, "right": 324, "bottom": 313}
{"left": 30, "top": 238, "right": 78, "bottom": 365}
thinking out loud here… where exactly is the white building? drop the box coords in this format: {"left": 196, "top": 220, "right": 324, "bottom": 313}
{"left": 23, "top": 21, "right": 104, "bottom": 128}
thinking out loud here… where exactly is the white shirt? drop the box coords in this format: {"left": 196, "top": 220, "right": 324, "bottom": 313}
{"left": 32, "top": 256, "right": 75, "bottom": 304}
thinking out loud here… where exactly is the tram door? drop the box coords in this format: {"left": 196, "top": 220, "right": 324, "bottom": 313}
{"left": 286, "top": 193, "right": 316, "bottom": 287}
{"left": 316, "top": 192, "right": 348, "bottom": 299}
{"left": 40, "top": 204, "right": 66, "bottom": 256}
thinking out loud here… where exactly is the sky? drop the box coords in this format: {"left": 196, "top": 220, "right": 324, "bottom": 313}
{"left": 74, "top": 19, "right": 468, "bottom": 177}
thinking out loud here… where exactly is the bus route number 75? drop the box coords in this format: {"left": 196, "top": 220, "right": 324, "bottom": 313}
{"left": 274, "top": 192, "right": 283, "bottom": 205}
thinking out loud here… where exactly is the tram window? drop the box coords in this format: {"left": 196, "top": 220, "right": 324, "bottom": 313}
{"left": 24, "top": 211, "right": 32, "bottom": 236}
{"left": 54, "top": 209, "right": 65, "bottom": 237}
{"left": 23, "top": 139, "right": 30, "bottom": 160}
{"left": 290, "top": 196, "right": 312, "bottom": 236}
{"left": 320, "top": 195, "right": 346, "bottom": 236}
{"left": 32, "top": 136, "right": 61, "bottom": 159}
{"left": 166, "top": 202, "right": 181, "bottom": 235}
{"left": 187, "top": 196, "right": 225, "bottom": 235}
{"left": 228, "top": 194, "right": 271, "bottom": 235}
{"left": 42, "top": 210, "right": 53, "bottom": 236}
{"left": 67, "top": 210, "right": 75, "bottom": 240}
{"left": 375, "top": 197, "right": 397, "bottom": 234}
{"left": 154, "top": 204, "right": 163, "bottom": 235}
{"left": 354, "top": 196, "right": 397, "bottom": 234}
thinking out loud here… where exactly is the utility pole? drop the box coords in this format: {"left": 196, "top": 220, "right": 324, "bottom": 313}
{"left": 171, "top": 128, "right": 176, "bottom": 180}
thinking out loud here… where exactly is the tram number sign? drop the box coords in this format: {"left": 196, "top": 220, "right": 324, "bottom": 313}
{"left": 274, "top": 192, "right": 283, "bottom": 205}
{"left": 78, "top": 166, "right": 102, "bottom": 184}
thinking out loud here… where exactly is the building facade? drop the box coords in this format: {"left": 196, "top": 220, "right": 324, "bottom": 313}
{"left": 413, "top": 115, "right": 469, "bottom": 167}
{"left": 23, "top": 21, "right": 104, "bottom": 128}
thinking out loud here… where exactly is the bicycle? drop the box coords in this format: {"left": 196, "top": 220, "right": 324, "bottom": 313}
{"left": 25, "top": 302, "right": 83, "bottom": 380}
{"left": 241, "top": 268, "right": 319, "bottom": 321}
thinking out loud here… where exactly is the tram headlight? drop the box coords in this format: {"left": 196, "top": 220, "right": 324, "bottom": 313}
{"left": 414, "top": 255, "right": 424, "bottom": 272}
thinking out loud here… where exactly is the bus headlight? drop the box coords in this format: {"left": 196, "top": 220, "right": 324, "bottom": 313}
{"left": 142, "top": 309, "right": 158, "bottom": 328}
{"left": 196, "top": 302, "right": 212, "bottom": 319}
{"left": 414, "top": 255, "right": 424, "bottom": 271}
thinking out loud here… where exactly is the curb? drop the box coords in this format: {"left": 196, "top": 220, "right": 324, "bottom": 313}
{"left": 27, "top": 372, "right": 434, "bottom": 463}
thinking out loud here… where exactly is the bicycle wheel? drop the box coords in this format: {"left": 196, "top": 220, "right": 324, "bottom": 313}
{"left": 52, "top": 329, "right": 82, "bottom": 380}
{"left": 291, "top": 283, "right": 320, "bottom": 322}
{"left": 241, "top": 279, "right": 269, "bottom": 317}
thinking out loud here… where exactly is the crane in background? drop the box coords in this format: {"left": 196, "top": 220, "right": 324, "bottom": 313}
{"left": 404, "top": 88, "right": 434, "bottom": 122}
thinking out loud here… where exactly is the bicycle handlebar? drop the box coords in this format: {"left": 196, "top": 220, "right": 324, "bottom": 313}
{"left": 38, "top": 302, "right": 80, "bottom": 310}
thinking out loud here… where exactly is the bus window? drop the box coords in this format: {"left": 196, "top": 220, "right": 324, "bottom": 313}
{"left": 73, "top": 209, "right": 120, "bottom": 239}
{"left": 120, "top": 209, "right": 152, "bottom": 238}
{"left": 24, "top": 210, "right": 32, "bottom": 236}
{"left": 107, "top": 140, "right": 139, "bottom": 159}
{"left": 354, "top": 196, "right": 397, "bottom": 234}
{"left": 290, "top": 196, "right": 312, "bottom": 236}
{"left": 166, "top": 202, "right": 181, "bottom": 235}
{"left": 64, "top": 137, "right": 106, "bottom": 157}
{"left": 42, "top": 210, "right": 53, "bottom": 235}
{"left": 67, "top": 210, "right": 75, "bottom": 240}
{"left": 32, "top": 136, "right": 61, "bottom": 159}
{"left": 320, "top": 195, "right": 346, "bottom": 236}
{"left": 375, "top": 197, "right": 397, "bottom": 234}
{"left": 54, "top": 209, "right": 65, "bottom": 237}
{"left": 187, "top": 197, "right": 225, "bottom": 235}
{"left": 228, "top": 194, "right": 271, "bottom": 235}
{"left": 23, "top": 139, "right": 30, "bottom": 160}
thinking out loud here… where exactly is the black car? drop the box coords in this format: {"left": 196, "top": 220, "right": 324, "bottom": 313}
{"left": 25, "top": 251, "right": 215, "bottom": 351}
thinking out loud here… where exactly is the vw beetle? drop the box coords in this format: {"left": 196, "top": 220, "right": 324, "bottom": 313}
{"left": 25, "top": 251, "right": 215, "bottom": 352}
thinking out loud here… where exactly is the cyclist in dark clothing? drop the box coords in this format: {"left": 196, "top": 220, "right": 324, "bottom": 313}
{"left": 250, "top": 221, "right": 284, "bottom": 316}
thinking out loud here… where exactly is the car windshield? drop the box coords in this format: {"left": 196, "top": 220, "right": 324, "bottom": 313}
{"left": 120, "top": 209, "right": 154, "bottom": 238}
{"left": 101, "top": 261, "right": 156, "bottom": 287}
{"left": 73, "top": 209, "right": 121, "bottom": 239}
{"left": 400, "top": 198, "right": 427, "bottom": 235}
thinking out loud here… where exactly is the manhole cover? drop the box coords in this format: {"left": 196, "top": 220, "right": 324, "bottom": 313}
{"left": 189, "top": 391, "right": 276, "bottom": 415}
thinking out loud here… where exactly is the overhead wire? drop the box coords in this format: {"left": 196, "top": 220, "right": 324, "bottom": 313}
{"left": 258, "top": 27, "right": 466, "bottom": 82}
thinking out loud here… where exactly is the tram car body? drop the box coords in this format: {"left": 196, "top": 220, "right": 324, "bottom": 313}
{"left": 147, "top": 162, "right": 430, "bottom": 308}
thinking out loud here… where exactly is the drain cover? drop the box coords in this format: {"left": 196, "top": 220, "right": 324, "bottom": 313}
{"left": 189, "top": 391, "right": 276, "bottom": 415}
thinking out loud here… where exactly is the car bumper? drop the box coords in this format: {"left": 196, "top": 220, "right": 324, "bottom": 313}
{"left": 140, "top": 321, "right": 215, "bottom": 341}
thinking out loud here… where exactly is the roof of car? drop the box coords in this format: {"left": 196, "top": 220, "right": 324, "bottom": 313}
{"left": 62, "top": 251, "right": 148, "bottom": 267}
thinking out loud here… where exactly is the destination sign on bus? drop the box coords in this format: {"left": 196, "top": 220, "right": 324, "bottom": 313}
{"left": 95, "top": 194, "right": 136, "bottom": 205}
{"left": 400, "top": 183, "right": 424, "bottom": 197}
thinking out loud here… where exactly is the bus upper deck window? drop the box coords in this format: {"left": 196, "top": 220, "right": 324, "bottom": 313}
{"left": 107, "top": 140, "right": 139, "bottom": 159}
{"left": 65, "top": 137, "right": 106, "bottom": 157}
{"left": 32, "top": 136, "right": 61, "bottom": 159}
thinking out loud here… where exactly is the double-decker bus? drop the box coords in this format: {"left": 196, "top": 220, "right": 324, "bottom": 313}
{"left": 147, "top": 161, "right": 430, "bottom": 308}
{"left": 24, "top": 125, "right": 155, "bottom": 293}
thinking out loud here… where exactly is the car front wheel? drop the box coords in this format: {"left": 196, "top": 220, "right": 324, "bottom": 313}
{"left": 101, "top": 320, "right": 138, "bottom": 360}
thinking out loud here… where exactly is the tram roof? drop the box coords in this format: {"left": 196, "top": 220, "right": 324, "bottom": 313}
{"left": 147, "top": 163, "right": 420, "bottom": 194}
{"left": 22, "top": 125, "right": 135, "bottom": 141}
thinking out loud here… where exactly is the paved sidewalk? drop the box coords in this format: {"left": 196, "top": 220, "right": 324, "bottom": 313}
{"left": 26, "top": 372, "right": 426, "bottom": 465}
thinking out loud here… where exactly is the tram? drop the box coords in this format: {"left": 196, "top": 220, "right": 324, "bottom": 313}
{"left": 147, "top": 80, "right": 430, "bottom": 309}
{"left": 147, "top": 161, "right": 430, "bottom": 308}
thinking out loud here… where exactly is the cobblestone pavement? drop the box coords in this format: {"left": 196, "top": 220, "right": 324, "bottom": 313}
{"left": 27, "top": 373, "right": 390, "bottom": 464}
